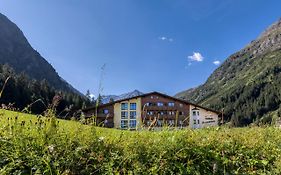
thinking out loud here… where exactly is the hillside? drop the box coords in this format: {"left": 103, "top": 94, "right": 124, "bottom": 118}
{"left": 0, "top": 13, "right": 79, "bottom": 94}
{"left": 176, "top": 18, "right": 281, "bottom": 125}
{"left": 1, "top": 109, "right": 281, "bottom": 174}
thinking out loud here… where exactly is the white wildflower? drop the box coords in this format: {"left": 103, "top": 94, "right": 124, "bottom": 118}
{"left": 98, "top": 136, "right": 105, "bottom": 142}
{"left": 48, "top": 145, "right": 55, "bottom": 153}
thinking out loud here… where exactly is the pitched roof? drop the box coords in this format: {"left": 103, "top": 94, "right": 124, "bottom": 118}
{"left": 83, "top": 91, "right": 220, "bottom": 114}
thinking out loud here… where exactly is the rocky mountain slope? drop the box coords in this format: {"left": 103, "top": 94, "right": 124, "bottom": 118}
{"left": 0, "top": 13, "right": 80, "bottom": 94}
{"left": 176, "top": 18, "right": 281, "bottom": 125}
{"left": 102, "top": 90, "right": 144, "bottom": 104}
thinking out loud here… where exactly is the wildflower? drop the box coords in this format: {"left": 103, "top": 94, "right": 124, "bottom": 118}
{"left": 48, "top": 145, "right": 55, "bottom": 153}
{"left": 98, "top": 136, "right": 105, "bottom": 142}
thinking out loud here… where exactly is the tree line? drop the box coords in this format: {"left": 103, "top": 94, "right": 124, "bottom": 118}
{"left": 0, "top": 64, "right": 93, "bottom": 119}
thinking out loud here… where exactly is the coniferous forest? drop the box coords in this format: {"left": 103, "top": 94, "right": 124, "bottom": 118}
{"left": 0, "top": 64, "right": 92, "bottom": 118}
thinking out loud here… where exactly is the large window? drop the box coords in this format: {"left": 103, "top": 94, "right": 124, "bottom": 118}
{"left": 129, "top": 120, "right": 137, "bottom": 128}
{"left": 121, "top": 103, "right": 128, "bottom": 110}
{"left": 121, "top": 120, "right": 128, "bottom": 129}
{"left": 121, "top": 102, "right": 137, "bottom": 129}
{"left": 168, "top": 102, "right": 175, "bottom": 107}
{"left": 157, "top": 102, "right": 164, "bottom": 107}
{"left": 121, "top": 111, "right": 128, "bottom": 119}
{"left": 103, "top": 109, "right": 109, "bottom": 114}
{"left": 130, "top": 103, "right": 136, "bottom": 110}
{"left": 130, "top": 111, "right": 136, "bottom": 119}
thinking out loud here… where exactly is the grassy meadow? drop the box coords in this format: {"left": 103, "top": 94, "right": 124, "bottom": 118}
{"left": 1, "top": 109, "right": 281, "bottom": 174}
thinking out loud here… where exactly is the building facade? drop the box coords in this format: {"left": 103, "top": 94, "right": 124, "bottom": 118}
{"left": 83, "top": 92, "right": 219, "bottom": 129}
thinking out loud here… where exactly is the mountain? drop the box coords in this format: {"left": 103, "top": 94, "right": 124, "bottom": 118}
{"left": 0, "top": 13, "right": 80, "bottom": 94}
{"left": 176, "top": 18, "right": 281, "bottom": 126}
{"left": 102, "top": 90, "right": 144, "bottom": 104}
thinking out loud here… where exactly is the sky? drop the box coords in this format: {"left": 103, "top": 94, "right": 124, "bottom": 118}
{"left": 1, "top": 0, "right": 281, "bottom": 97}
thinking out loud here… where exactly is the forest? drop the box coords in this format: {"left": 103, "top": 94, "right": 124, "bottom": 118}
{"left": 0, "top": 64, "right": 93, "bottom": 119}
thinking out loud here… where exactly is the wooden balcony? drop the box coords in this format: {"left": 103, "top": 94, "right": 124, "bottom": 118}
{"left": 143, "top": 106, "right": 178, "bottom": 111}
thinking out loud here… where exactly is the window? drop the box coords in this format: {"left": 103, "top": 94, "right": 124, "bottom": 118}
{"left": 169, "top": 111, "right": 175, "bottom": 115}
{"left": 179, "top": 104, "right": 183, "bottom": 107}
{"left": 129, "top": 120, "right": 137, "bottom": 128}
{"left": 130, "top": 103, "right": 136, "bottom": 110}
{"left": 103, "top": 109, "right": 109, "bottom": 114}
{"left": 121, "top": 103, "right": 128, "bottom": 110}
{"left": 157, "top": 102, "right": 164, "bottom": 107}
{"left": 197, "top": 111, "right": 200, "bottom": 116}
{"left": 179, "top": 111, "right": 184, "bottom": 115}
{"left": 159, "top": 111, "right": 164, "bottom": 115}
{"left": 130, "top": 111, "right": 136, "bottom": 119}
{"left": 147, "top": 111, "right": 154, "bottom": 115}
{"left": 168, "top": 102, "right": 175, "bottom": 107}
{"left": 193, "top": 120, "right": 196, "bottom": 124}
{"left": 121, "top": 111, "right": 128, "bottom": 119}
{"left": 168, "top": 120, "right": 175, "bottom": 125}
{"left": 121, "top": 120, "right": 128, "bottom": 129}
{"left": 157, "top": 120, "right": 162, "bottom": 126}
{"left": 197, "top": 120, "right": 200, "bottom": 124}
{"left": 150, "top": 96, "right": 154, "bottom": 99}
{"left": 192, "top": 111, "right": 197, "bottom": 116}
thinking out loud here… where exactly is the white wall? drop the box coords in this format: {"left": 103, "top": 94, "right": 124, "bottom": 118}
{"left": 189, "top": 105, "right": 219, "bottom": 129}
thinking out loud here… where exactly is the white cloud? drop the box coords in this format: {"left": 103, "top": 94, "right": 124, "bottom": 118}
{"left": 188, "top": 52, "right": 204, "bottom": 62}
{"left": 158, "top": 36, "right": 173, "bottom": 42}
{"left": 213, "top": 60, "right": 221, "bottom": 65}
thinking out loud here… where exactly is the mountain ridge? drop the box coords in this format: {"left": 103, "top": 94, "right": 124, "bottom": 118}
{"left": 0, "top": 13, "right": 81, "bottom": 95}
{"left": 176, "top": 18, "right": 281, "bottom": 125}
{"left": 102, "top": 90, "right": 144, "bottom": 104}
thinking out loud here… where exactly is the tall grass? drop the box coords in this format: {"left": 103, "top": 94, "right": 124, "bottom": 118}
{"left": 1, "top": 109, "right": 281, "bottom": 174}
{"left": 1, "top": 76, "right": 281, "bottom": 174}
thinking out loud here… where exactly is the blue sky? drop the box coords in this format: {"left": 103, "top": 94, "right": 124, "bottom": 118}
{"left": 1, "top": 0, "right": 281, "bottom": 97}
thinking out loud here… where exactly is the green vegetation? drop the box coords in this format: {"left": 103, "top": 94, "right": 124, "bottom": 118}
{"left": 0, "top": 64, "right": 92, "bottom": 117}
{"left": 176, "top": 24, "right": 281, "bottom": 126}
{"left": 1, "top": 109, "right": 281, "bottom": 174}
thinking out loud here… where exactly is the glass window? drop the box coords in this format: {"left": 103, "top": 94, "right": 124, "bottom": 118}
{"left": 103, "top": 109, "right": 109, "bottom": 114}
{"left": 197, "top": 120, "right": 200, "bottom": 124}
{"left": 168, "top": 102, "right": 175, "bottom": 107}
{"left": 147, "top": 111, "right": 153, "bottom": 115}
{"left": 168, "top": 120, "right": 175, "bottom": 125}
{"left": 179, "top": 104, "right": 183, "bottom": 107}
{"left": 121, "top": 111, "right": 128, "bottom": 119}
{"left": 150, "top": 96, "right": 154, "bottom": 99}
{"left": 121, "top": 120, "right": 128, "bottom": 129}
{"left": 130, "top": 103, "right": 136, "bottom": 110}
{"left": 129, "top": 120, "right": 137, "bottom": 128}
{"left": 157, "top": 120, "right": 162, "bottom": 126}
{"left": 130, "top": 111, "right": 136, "bottom": 119}
{"left": 121, "top": 103, "right": 128, "bottom": 110}
{"left": 157, "top": 102, "right": 164, "bottom": 106}
{"left": 192, "top": 111, "right": 197, "bottom": 116}
{"left": 197, "top": 111, "right": 200, "bottom": 116}
{"left": 193, "top": 120, "right": 196, "bottom": 124}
